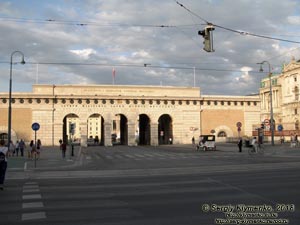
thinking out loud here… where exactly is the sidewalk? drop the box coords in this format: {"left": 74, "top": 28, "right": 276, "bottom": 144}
{"left": 7, "top": 145, "right": 81, "bottom": 172}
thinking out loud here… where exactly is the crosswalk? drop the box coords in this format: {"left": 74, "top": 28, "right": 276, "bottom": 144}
{"left": 89, "top": 150, "right": 245, "bottom": 161}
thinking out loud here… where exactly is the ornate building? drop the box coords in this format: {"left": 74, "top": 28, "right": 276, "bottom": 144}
{"left": 0, "top": 84, "right": 261, "bottom": 146}
{"left": 259, "top": 58, "right": 300, "bottom": 137}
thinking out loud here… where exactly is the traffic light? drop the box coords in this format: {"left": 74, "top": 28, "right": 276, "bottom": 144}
{"left": 198, "top": 25, "right": 215, "bottom": 52}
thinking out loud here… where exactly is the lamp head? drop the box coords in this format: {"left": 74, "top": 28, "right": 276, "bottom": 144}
{"left": 259, "top": 64, "right": 263, "bottom": 72}
{"left": 20, "top": 56, "right": 25, "bottom": 65}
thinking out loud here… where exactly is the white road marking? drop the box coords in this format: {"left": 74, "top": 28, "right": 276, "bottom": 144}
{"left": 22, "top": 212, "right": 46, "bottom": 221}
{"left": 22, "top": 202, "right": 44, "bottom": 209}
{"left": 23, "top": 188, "right": 40, "bottom": 193}
{"left": 22, "top": 194, "right": 42, "bottom": 200}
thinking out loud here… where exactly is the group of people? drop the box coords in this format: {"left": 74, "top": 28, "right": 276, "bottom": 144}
{"left": 0, "top": 138, "right": 43, "bottom": 190}
{"left": 5, "top": 139, "right": 42, "bottom": 159}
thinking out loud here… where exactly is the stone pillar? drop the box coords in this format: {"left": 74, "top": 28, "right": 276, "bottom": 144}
{"left": 54, "top": 122, "right": 63, "bottom": 146}
{"left": 80, "top": 122, "right": 88, "bottom": 147}
{"left": 104, "top": 121, "right": 112, "bottom": 146}
{"left": 150, "top": 122, "right": 158, "bottom": 146}
{"left": 127, "top": 122, "right": 137, "bottom": 146}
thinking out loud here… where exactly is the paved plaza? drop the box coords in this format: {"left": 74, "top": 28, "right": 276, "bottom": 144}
{"left": 2, "top": 142, "right": 300, "bottom": 225}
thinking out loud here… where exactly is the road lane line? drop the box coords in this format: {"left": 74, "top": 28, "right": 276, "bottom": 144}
{"left": 22, "top": 212, "right": 46, "bottom": 221}
{"left": 22, "top": 194, "right": 42, "bottom": 200}
{"left": 22, "top": 202, "right": 44, "bottom": 209}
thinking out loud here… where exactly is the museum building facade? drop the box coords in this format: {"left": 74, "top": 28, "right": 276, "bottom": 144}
{"left": 0, "top": 84, "right": 261, "bottom": 146}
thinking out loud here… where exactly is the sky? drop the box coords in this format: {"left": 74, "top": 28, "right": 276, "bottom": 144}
{"left": 0, "top": 0, "right": 300, "bottom": 95}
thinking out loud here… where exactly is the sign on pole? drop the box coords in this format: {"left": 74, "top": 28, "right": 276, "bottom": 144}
{"left": 31, "top": 122, "right": 40, "bottom": 168}
{"left": 31, "top": 122, "right": 40, "bottom": 131}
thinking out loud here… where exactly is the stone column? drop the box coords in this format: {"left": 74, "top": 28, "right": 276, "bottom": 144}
{"left": 127, "top": 122, "right": 137, "bottom": 146}
{"left": 80, "top": 122, "right": 88, "bottom": 147}
{"left": 54, "top": 122, "right": 63, "bottom": 146}
{"left": 150, "top": 122, "right": 158, "bottom": 146}
{"left": 104, "top": 121, "right": 112, "bottom": 146}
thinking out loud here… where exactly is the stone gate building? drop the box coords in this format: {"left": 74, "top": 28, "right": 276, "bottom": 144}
{"left": 0, "top": 84, "right": 261, "bottom": 146}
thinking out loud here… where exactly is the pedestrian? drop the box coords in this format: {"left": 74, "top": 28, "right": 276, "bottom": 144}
{"left": 60, "top": 141, "right": 67, "bottom": 159}
{"left": 36, "top": 139, "right": 42, "bottom": 159}
{"left": 8, "top": 141, "right": 15, "bottom": 157}
{"left": 0, "top": 139, "right": 8, "bottom": 190}
{"left": 15, "top": 140, "right": 20, "bottom": 156}
{"left": 19, "top": 139, "right": 25, "bottom": 157}
{"left": 251, "top": 137, "right": 258, "bottom": 152}
{"left": 192, "top": 136, "right": 195, "bottom": 146}
{"left": 29, "top": 140, "right": 34, "bottom": 159}
{"left": 237, "top": 138, "right": 243, "bottom": 152}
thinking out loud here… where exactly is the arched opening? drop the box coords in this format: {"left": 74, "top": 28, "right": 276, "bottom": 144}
{"left": 0, "top": 133, "right": 8, "bottom": 143}
{"left": 112, "top": 114, "right": 128, "bottom": 145}
{"left": 138, "top": 114, "right": 151, "bottom": 145}
{"left": 217, "top": 131, "right": 227, "bottom": 137}
{"left": 87, "top": 114, "right": 104, "bottom": 145}
{"left": 63, "top": 114, "right": 80, "bottom": 144}
{"left": 158, "top": 114, "right": 173, "bottom": 145}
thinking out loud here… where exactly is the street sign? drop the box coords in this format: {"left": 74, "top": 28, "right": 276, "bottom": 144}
{"left": 31, "top": 122, "right": 40, "bottom": 131}
{"left": 236, "top": 122, "right": 242, "bottom": 127}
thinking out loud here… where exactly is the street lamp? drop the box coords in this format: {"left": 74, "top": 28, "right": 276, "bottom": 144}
{"left": 8, "top": 51, "right": 25, "bottom": 150}
{"left": 257, "top": 60, "right": 274, "bottom": 146}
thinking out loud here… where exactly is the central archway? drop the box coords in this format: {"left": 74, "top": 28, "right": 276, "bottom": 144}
{"left": 87, "top": 114, "right": 104, "bottom": 145}
{"left": 139, "top": 114, "right": 151, "bottom": 145}
{"left": 113, "top": 114, "right": 128, "bottom": 145}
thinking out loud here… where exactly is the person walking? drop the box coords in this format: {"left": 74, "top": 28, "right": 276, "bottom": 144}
{"left": 192, "top": 136, "right": 195, "bottom": 146}
{"left": 15, "top": 140, "right": 20, "bottom": 156}
{"left": 8, "top": 140, "right": 15, "bottom": 157}
{"left": 0, "top": 139, "right": 8, "bottom": 190}
{"left": 19, "top": 139, "right": 25, "bottom": 157}
{"left": 237, "top": 138, "right": 243, "bottom": 152}
{"left": 29, "top": 140, "right": 34, "bottom": 159}
{"left": 60, "top": 141, "right": 67, "bottom": 159}
{"left": 36, "top": 139, "right": 42, "bottom": 159}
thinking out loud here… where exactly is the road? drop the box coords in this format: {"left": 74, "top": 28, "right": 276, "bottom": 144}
{"left": 1, "top": 143, "right": 300, "bottom": 225}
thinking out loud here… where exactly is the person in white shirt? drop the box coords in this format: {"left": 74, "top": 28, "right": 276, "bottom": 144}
{"left": 251, "top": 137, "right": 258, "bottom": 152}
{"left": 0, "top": 139, "right": 8, "bottom": 190}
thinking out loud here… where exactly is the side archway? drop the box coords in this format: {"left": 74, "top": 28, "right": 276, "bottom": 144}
{"left": 158, "top": 114, "right": 173, "bottom": 145}
{"left": 62, "top": 113, "right": 80, "bottom": 144}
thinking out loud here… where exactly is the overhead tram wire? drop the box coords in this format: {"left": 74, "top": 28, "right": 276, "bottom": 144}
{"left": 0, "top": 60, "right": 264, "bottom": 74}
{"left": 175, "top": 0, "right": 300, "bottom": 44}
{"left": 0, "top": 16, "right": 182, "bottom": 28}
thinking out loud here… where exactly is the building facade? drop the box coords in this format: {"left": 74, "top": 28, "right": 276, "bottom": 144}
{"left": 259, "top": 57, "right": 300, "bottom": 137}
{"left": 0, "top": 84, "right": 261, "bottom": 146}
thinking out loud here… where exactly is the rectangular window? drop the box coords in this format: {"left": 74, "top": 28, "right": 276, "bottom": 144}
{"left": 295, "top": 109, "right": 298, "bottom": 115}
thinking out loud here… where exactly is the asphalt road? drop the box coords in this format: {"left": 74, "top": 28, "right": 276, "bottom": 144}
{"left": 1, "top": 143, "right": 300, "bottom": 225}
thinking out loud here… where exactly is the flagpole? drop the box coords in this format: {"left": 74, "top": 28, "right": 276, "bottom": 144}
{"left": 193, "top": 67, "right": 195, "bottom": 87}
{"left": 36, "top": 63, "right": 39, "bottom": 84}
{"left": 112, "top": 68, "right": 115, "bottom": 85}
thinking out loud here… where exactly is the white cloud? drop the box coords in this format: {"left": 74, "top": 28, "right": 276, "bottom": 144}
{"left": 70, "top": 48, "right": 97, "bottom": 59}
{"left": 0, "top": 0, "right": 300, "bottom": 95}
{"left": 287, "top": 16, "right": 300, "bottom": 25}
